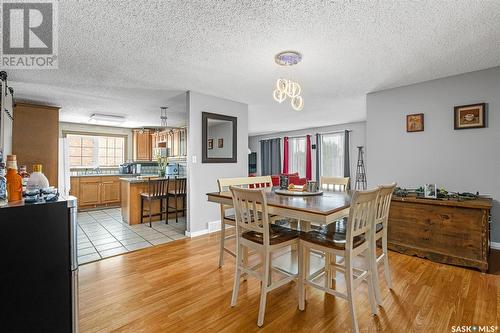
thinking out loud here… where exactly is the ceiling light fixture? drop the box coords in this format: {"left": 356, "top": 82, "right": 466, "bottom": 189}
{"left": 273, "top": 78, "right": 304, "bottom": 111}
{"left": 274, "top": 50, "right": 302, "bottom": 66}
{"left": 89, "top": 113, "right": 126, "bottom": 123}
{"left": 273, "top": 51, "right": 304, "bottom": 111}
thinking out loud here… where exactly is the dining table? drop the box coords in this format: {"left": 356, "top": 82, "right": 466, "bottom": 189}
{"left": 206, "top": 187, "right": 352, "bottom": 225}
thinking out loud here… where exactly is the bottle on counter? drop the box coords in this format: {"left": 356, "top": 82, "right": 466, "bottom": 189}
{"left": 0, "top": 162, "right": 7, "bottom": 206}
{"left": 26, "top": 164, "right": 49, "bottom": 192}
{"left": 6, "top": 155, "right": 22, "bottom": 202}
{"left": 18, "top": 164, "right": 30, "bottom": 192}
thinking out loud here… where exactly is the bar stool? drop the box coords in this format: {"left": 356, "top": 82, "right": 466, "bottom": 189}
{"left": 140, "top": 178, "right": 171, "bottom": 227}
{"left": 167, "top": 177, "right": 187, "bottom": 223}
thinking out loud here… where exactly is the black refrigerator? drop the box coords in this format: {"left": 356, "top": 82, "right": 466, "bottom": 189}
{"left": 0, "top": 196, "right": 78, "bottom": 333}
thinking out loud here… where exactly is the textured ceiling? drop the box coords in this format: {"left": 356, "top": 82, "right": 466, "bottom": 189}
{"left": 8, "top": 0, "right": 500, "bottom": 134}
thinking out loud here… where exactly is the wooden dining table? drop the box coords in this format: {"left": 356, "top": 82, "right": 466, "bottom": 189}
{"left": 207, "top": 187, "right": 352, "bottom": 225}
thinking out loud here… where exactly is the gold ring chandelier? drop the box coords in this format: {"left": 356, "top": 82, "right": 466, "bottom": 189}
{"left": 273, "top": 78, "right": 304, "bottom": 111}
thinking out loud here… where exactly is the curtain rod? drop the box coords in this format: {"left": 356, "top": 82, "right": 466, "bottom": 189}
{"left": 259, "top": 129, "right": 351, "bottom": 142}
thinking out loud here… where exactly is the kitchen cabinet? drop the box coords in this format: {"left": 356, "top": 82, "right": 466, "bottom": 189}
{"left": 133, "top": 129, "right": 152, "bottom": 161}
{"left": 79, "top": 177, "right": 101, "bottom": 207}
{"left": 152, "top": 128, "right": 187, "bottom": 158}
{"left": 71, "top": 176, "right": 121, "bottom": 210}
{"left": 101, "top": 179, "right": 121, "bottom": 204}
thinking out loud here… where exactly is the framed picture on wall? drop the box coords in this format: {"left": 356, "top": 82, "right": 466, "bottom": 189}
{"left": 218, "top": 138, "right": 224, "bottom": 148}
{"left": 406, "top": 113, "right": 424, "bottom": 132}
{"left": 208, "top": 139, "right": 213, "bottom": 150}
{"left": 454, "top": 103, "right": 486, "bottom": 130}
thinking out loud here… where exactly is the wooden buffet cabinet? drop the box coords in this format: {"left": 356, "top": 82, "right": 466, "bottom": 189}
{"left": 388, "top": 196, "right": 492, "bottom": 272}
{"left": 70, "top": 175, "right": 121, "bottom": 210}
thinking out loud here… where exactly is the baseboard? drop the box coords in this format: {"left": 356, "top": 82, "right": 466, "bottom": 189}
{"left": 491, "top": 242, "right": 500, "bottom": 250}
{"left": 185, "top": 229, "right": 209, "bottom": 238}
{"left": 208, "top": 220, "right": 221, "bottom": 233}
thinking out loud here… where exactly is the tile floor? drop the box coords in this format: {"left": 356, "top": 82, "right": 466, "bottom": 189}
{"left": 77, "top": 208, "right": 187, "bottom": 265}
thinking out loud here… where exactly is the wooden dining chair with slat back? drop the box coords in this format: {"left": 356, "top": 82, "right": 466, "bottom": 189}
{"left": 230, "top": 186, "right": 300, "bottom": 327}
{"left": 217, "top": 176, "right": 273, "bottom": 268}
{"left": 320, "top": 176, "right": 350, "bottom": 191}
{"left": 167, "top": 177, "right": 187, "bottom": 223}
{"left": 140, "top": 178, "right": 171, "bottom": 227}
{"left": 371, "top": 182, "right": 397, "bottom": 305}
{"left": 299, "top": 187, "right": 380, "bottom": 333}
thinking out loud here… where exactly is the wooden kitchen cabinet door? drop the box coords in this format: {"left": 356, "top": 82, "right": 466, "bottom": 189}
{"left": 101, "top": 180, "right": 120, "bottom": 204}
{"left": 133, "top": 129, "right": 152, "bottom": 161}
{"left": 79, "top": 180, "right": 101, "bottom": 206}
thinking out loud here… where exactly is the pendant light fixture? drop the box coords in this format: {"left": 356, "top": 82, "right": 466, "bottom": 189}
{"left": 272, "top": 51, "right": 303, "bottom": 111}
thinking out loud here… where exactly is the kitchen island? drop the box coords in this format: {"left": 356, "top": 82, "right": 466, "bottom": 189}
{"left": 120, "top": 176, "right": 186, "bottom": 225}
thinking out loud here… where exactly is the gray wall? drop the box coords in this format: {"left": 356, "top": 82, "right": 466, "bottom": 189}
{"left": 366, "top": 67, "right": 500, "bottom": 243}
{"left": 187, "top": 91, "right": 248, "bottom": 234}
{"left": 249, "top": 121, "right": 366, "bottom": 186}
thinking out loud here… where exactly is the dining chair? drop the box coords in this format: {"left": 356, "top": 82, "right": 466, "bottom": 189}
{"left": 298, "top": 188, "right": 380, "bottom": 333}
{"left": 371, "top": 182, "right": 397, "bottom": 305}
{"left": 167, "top": 177, "right": 187, "bottom": 223}
{"left": 140, "top": 178, "right": 171, "bottom": 227}
{"left": 320, "top": 176, "right": 350, "bottom": 191}
{"left": 230, "top": 186, "right": 300, "bottom": 327}
{"left": 217, "top": 176, "right": 274, "bottom": 268}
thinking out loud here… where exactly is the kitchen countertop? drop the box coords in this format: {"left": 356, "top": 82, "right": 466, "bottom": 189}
{"left": 120, "top": 175, "right": 187, "bottom": 184}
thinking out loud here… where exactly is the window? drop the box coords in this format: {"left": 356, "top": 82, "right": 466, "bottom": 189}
{"left": 320, "top": 133, "right": 345, "bottom": 177}
{"left": 288, "top": 137, "right": 306, "bottom": 176}
{"left": 67, "top": 134, "right": 125, "bottom": 168}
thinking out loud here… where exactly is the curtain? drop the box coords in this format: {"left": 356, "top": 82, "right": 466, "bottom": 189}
{"left": 344, "top": 130, "right": 350, "bottom": 184}
{"left": 260, "top": 138, "right": 281, "bottom": 175}
{"left": 282, "top": 136, "right": 289, "bottom": 173}
{"left": 315, "top": 133, "right": 322, "bottom": 181}
{"left": 306, "top": 135, "right": 312, "bottom": 180}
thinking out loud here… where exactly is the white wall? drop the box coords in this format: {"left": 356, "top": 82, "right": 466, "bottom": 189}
{"left": 366, "top": 67, "right": 500, "bottom": 242}
{"left": 187, "top": 91, "right": 248, "bottom": 234}
{"left": 59, "top": 122, "right": 133, "bottom": 162}
{"left": 248, "top": 121, "right": 366, "bottom": 186}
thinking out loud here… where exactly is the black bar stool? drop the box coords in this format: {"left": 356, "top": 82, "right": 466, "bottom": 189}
{"left": 140, "top": 178, "right": 171, "bottom": 227}
{"left": 167, "top": 177, "right": 187, "bottom": 223}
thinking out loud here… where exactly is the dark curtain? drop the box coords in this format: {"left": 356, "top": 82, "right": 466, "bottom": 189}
{"left": 260, "top": 138, "right": 281, "bottom": 175}
{"left": 306, "top": 135, "right": 312, "bottom": 180}
{"left": 282, "top": 137, "right": 289, "bottom": 173}
{"left": 344, "top": 130, "right": 350, "bottom": 186}
{"left": 315, "top": 133, "right": 322, "bottom": 181}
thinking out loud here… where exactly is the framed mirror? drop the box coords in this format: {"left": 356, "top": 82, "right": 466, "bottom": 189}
{"left": 202, "top": 112, "right": 237, "bottom": 163}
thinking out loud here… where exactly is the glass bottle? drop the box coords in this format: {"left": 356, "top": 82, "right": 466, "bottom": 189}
{"left": 6, "top": 155, "right": 22, "bottom": 202}
{"left": 18, "top": 164, "right": 30, "bottom": 193}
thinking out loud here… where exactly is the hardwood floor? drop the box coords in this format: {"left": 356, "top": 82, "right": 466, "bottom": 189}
{"left": 79, "top": 232, "right": 500, "bottom": 332}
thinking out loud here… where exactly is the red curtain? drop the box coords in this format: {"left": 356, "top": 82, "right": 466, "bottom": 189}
{"left": 306, "top": 135, "right": 312, "bottom": 180}
{"left": 282, "top": 137, "right": 289, "bottom": 173}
